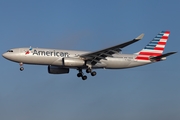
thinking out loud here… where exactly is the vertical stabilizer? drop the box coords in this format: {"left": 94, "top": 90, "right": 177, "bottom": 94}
{"left": 135, "top": 31, "right": 170, "bottom": 61}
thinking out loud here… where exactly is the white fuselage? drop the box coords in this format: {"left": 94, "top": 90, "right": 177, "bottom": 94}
{"left": 3, "top": 47, "right": 151, "bottom": 69}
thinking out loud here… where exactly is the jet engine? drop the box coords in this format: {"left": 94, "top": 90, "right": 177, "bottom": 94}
{"left": 62, "top": 58, "right": 85, "bottom": 67}
{"left": 48, "top": 65, "right": 69, "bottom": 74}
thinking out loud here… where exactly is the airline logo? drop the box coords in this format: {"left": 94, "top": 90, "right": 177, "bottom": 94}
{"left": 25, "top": 46, "right": 32, "bottom": 55}
{"left": 136, "top": 31, "right": 170, "bottom": 61}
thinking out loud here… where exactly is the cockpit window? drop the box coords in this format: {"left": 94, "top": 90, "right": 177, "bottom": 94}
{"left": 7, "top": 50, "right": 13, "bottom": 52}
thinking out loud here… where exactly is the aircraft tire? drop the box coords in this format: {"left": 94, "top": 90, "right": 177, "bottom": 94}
{"left": 20, "top": 67, "right": 24, "bottom": 71}
{"left": 77, "top": 73, "right": 82, "bottom": 77}
{"left": 86, "top": 68, "right": 91, "bottom": 73}
{"left": 91, "top": 71, "right": 96, "bottom": 76}
{"left": 82, "top": 75, "right": 87, "bottom": 80}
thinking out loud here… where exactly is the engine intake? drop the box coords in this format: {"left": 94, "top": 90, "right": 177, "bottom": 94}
{"left": 48, "top": 65, "right": 69, "bottom": 74}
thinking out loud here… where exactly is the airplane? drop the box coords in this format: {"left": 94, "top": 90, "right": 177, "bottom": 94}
{"left": 2, "top": 31, "right": 176, "bottom": 80}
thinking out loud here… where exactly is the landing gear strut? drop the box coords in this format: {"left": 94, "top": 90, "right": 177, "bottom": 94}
{"left": 19, "top": 62, "right": 24, "bottom": 71}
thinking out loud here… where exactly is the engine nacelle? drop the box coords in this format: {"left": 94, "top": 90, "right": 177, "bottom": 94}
{"left": 63, "top": 58, "right": 85, "bottom": 67}
{"left": 48, "top": 65, "right": 69, "bottom": 74}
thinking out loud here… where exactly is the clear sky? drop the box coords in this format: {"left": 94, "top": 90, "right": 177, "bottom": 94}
{"left": 0, "top": 0, "right": 180, "bottom": 120}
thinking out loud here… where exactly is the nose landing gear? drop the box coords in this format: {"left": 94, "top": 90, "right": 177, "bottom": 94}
{"left": 20, "top": 67, "right": 24, "bottom": 71}
{"left": 19, "top": 62, "right": 24, "bottom": 71}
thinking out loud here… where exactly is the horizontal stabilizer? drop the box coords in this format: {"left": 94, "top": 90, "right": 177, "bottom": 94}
{"left": 150, "top": 51, "right": 177, "bottom": 61}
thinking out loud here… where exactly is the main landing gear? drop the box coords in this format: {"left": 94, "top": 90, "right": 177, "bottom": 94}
{"left": 19, "top": 62, "right": 24, "bottom": 71}
{"left": 77, "top": 68, "right": 97, "bottom": 80}
{"left": 86, "top": 68, "right": 97, "bottom": 76}
{"left": 77, "top": 69, "right": 87, "bottom": 80}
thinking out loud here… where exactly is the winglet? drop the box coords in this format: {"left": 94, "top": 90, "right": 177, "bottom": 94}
{"left": 135, "top": 33, "right": 144, "bottom": 40}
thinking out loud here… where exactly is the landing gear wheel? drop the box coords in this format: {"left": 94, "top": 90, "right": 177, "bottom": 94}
{"left": 86, "top": 68, "right": 91, "bottom": 73}
{"left": 82, "top": 75, "right": 87, "bottom": 80}
{"left": 91, "top": 71, "right": 96, "bottom": 76}
{"left": 20, "top": 67, "right": 24, "bottom": 71}
{"left": 77, "top": 73, "right": 82, "bottom": 77}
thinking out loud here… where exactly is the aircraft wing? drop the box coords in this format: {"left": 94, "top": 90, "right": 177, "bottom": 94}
{"left": 80, "top": 33, "right": 144, "bottom": 65}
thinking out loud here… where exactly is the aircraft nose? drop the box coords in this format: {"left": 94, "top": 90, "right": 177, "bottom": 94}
{"left": 2, "top": 53, "right": 9, "bottom": 59}
{"left": 2, "top": 50, "right": 19, "bottom": 62}
{"left": 2, "top": 53, "right": 6, "bottom": 58}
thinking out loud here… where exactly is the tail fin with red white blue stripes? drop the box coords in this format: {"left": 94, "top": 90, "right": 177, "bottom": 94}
{"left": 135, "top": 31, "right": 170, "bottom": 61}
